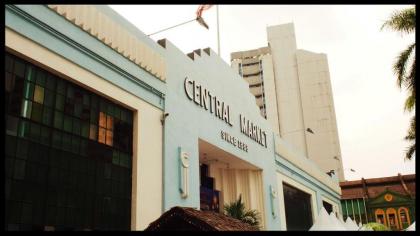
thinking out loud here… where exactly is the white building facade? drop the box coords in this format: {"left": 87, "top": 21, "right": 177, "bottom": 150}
{"left": 231, "top": 23, "right": 345, "bottom": 181}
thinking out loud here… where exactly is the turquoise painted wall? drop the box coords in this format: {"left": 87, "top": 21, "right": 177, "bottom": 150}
{"left": 275, "top": 154, "right": 342, "bottom": 216}
{"left": 161, "top": 40, "right": 281, "bottom": 229}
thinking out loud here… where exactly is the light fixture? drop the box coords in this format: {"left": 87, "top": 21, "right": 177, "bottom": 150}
{"left": 306, "top": 128, "right": 314, "bottom": 134}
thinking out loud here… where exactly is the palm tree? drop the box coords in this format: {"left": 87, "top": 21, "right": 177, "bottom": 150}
{"left": 381, "top": 7, "right": 416, "bottom": 160}
{"left": 404, "top": 116, "right": 415, "bottom": 160}
{"left": 224, "top": 194, "right": 261, "bottom": 229}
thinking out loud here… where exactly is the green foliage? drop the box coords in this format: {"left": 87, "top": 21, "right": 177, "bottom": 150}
{"left": 382, "top": 7, "right": 416, "bottom": 160}
{"left": 361, "top": 222, "right": 391, "bottom": 231}
{"left": 404, "top": 116, "right": 416, "bottom": 160}
{"left": 224, "top": 194, "right": 261, "bottom": 229}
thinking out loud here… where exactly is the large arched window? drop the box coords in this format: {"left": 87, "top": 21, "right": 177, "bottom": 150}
{"left": 375, "top": 209, "right": 386, "bottom": 225}
{"left": 386, "top": 208, "right": 399, "bottom": 230}
{"left": 398, "top": 207, "right": 410, "bottom": 229}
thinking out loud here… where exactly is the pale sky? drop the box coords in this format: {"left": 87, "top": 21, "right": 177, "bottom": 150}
{"left": 109, "top": 5, "right": 415, "bottom": 181}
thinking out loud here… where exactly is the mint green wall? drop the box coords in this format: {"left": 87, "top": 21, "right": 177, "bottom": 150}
{"left": 275, "top": 154, "right": 342, "bottom": 216}
{"left": 161, "top": 40, "right": 282, "bottom": 229}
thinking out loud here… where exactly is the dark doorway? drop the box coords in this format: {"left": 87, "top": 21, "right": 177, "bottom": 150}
{"left": 323, "top": 201, "right": 333, "bottom": 214}
{"left": 283, "top": 183, "right": 313, "bottom": 231}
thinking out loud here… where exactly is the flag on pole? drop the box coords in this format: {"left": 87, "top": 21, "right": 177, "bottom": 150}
{"left": 196, "top": 4, "right": 213, "bottom": 18}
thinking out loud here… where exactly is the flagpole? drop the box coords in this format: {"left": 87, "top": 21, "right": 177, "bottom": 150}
{"left": 216, "top": 5, "right": 220, "bottom": 55}
{"left": 147, "top": 18, "right": 196, "bottom": 36}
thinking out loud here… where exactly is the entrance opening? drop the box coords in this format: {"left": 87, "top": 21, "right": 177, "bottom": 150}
{"left": 322, "top": 201, "right": 333, "bottom": 214}
{"left": 283, "top": 183, "right": 313, "bottom": 231}
{"left": 198, "top": 139, "right": 265, "bottom": 228}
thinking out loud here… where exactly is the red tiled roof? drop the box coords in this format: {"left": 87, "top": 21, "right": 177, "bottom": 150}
{"left": 340, "top": 174, "right": 416, "bottom": 200}
{"left": 145, "top": 207, "right": 259, "bottom": 231}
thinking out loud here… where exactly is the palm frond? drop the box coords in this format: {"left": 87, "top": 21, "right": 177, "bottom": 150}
{"left": 393, "top": 43, "right": 415, "bottom": 89}
{"left": 224, "top": 194, "right": 261, "bottom": 229}
{"left": 404, "top": 93, "right": 415, "bottom": 112}
{"left": 381, "top": 7, "right": 416, "bottom": 34}
{"left": 405, "top": 143, "right": 416, "bottom": 160}
{"left": 404, "top": 116, "right": 415, "bottom": 160}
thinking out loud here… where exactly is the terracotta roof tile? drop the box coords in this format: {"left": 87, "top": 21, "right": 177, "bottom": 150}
{"left": 145, "top": 207, "right": 259, "bottom": 231}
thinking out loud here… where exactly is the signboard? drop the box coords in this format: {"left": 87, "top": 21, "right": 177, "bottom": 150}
{"left": 184, "top": 77, "right": 268, "bottom": 149}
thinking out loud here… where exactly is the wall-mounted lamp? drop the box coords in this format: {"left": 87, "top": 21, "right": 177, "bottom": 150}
{"left": 269, "top": 185, "right": 277, "bottom": 219}
{"left": 161, "top": 112, "right": 169, "bottom": 125}
{"left": 179, "top": 147, "right": 189, "bottom": 199}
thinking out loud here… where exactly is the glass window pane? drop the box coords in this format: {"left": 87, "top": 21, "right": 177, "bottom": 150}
{"left": 6, "top": 115, "right": 19, "bottom": 136}
{"left": 81, "top": 122, "right": 89, "bottom": 138}
{"left": 23, "top": 81, "right": 34, "bottom": 100}
{"left": 63, "top": 115, "right": 73, "bottom": 133}
{"left": 31, "top": 102, "right": 43, "bottom": 123}
{"left": 6, "top": 54, "right": 13, "bottom": 72}
{"left": 74, "top": 103, "right": 82, "bottom": 118}
{"left": 13, "top": 159, "right": 26, "bottom": 180}
{"left": 18, "top": 120, "right": 30, "bottom": 138}
{"left": 36, "top": 70, "right": 47, "bottom": 86}
{"left": 42, "top": 107, "right": 53, "bottom": 126}
{"left": 89, "top": 124, "right": 97, "bottom": 141}
{"left": 112, "top": 150, "right": 119, "bottom": 166}
{"left": 91, "top": 94, "right": 98, "bottom": 110}
{"left": 55, "top": 94, "right": 65, "bottom": 111}
{"left": 64, "top": 99, "right": 74, "bottom": 115}
{"left": 81, "top": 106, "right": 90, "bottom": 121}
{"left": 52, "top": 130, "right": 62, "bottom": 148}
{"left": 41, "top": 127, "right": 51, "bottom": 145}
{"left": 71, "top": 136, "right": 80, "bottom": 154}
{"left": 106, "top": 130, "right": 113, "bottom": 146}
{"left": 106, "top": 116, "right": 113, "bottom": 130}
{"left": 33, "top": 85, "right": 44, "bottom": 104}
{"left": 99, "top": 112, "right": 106, "bottom": 128}
{"left": 44, "top": 89, "right": 55, "bottom": 107}
{"left": 6, "top": 135, "right": 17, "bottom": 157}
{"left": 62, "top": 133, "right": 72, "bottom": 152}
{"left": 25, "top": 65, "right": 35, "bottom": 82}
{"left": 114, "top": 107, "right": 121, "bottom": 120}
{"left": 120, "top": 110, "right": 127, "bottom": 123}
{"left": 5, "top": 72, "right": 14, "bottom": 93}
{"left": 66, "top": 85, "right": 74, "bottom": 99}
{"left": 30, "top": 122, "right": 41, "bottom": 141}
{"left": 98, "top": 127, "right": 106, "bottom": 144}
{"left": 57, "top": 79, "right": 66, "bottom": 95}
{"left": 74, "top": 89, "right": 83, "bottom": 104}
{"left": 72, "top": 118, "right": 81, "bottom": 135}
{"left": 46, "top": 74, "right": 56, "bottom": 90}
{"left": 107, "top": 104, "right": 114, "bottom": 116}
{"left": 83, "top": 93, "right": 90, "bottom": 106}
{"left": 98, "top": 128, "right": 106, "bottom": 143}
{"left": 21, "top": 99, "right": 32, "bottom": 119}
{"left": 90, "top": 110, "right": 98, "bottom": 124}
{"left": 80, "top": 139, "right": 88, "bottom": 157}
{"left": 100, "top": 100, "right": 107, "bottom": 112}
{"left": 14, "top": 58, "right": 25, "bottom": 78}
{"left": 54, "top": 111, "right": 63, "bottom": 130}
{"left": 127, "top": 112, "right": 133, "bottom": 125}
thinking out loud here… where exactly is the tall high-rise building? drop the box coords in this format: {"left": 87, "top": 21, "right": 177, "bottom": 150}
{"left": 231, "top": 23, "right": 345, "bottom": 181}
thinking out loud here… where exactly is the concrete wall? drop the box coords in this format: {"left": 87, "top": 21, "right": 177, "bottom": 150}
{"left": 260, "top": 55, "right": 281, "bottom": 136}
{"left": 267, "top": 23, "right": 308, "bottom": 157}
{"left": 296, "top": 50, "right": 344, "bottom": 181}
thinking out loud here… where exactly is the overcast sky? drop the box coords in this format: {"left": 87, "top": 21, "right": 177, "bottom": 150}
{"left": 109, "top": 5, "right": 415, "bottom": 181}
